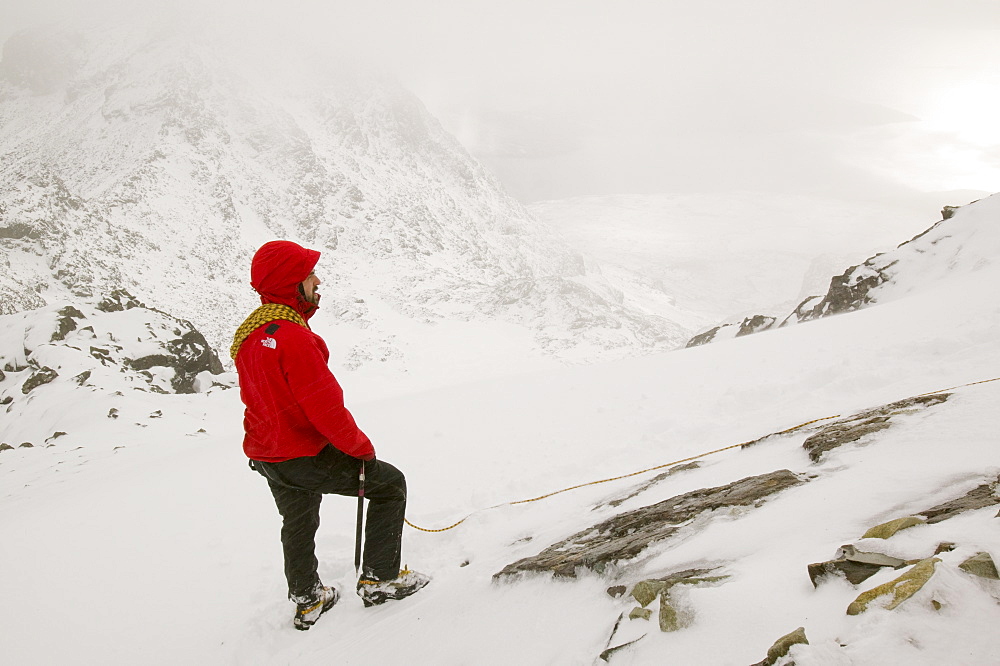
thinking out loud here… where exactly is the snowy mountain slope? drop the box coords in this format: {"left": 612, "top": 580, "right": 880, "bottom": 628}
{"left": 529, "top": 192, "right": 949, "bottom": 328}
{"left": 1, "top": 192, "right": 999, "bottom": 664}
{"left": 0, "top": 24, "right": 686, "bottom": 376}
{"left": 685, "top": 194, "right": 999, "bottom": 346}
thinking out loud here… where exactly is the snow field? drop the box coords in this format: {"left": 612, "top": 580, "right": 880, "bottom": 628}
{"left": 1, "top": 199, "right": 999, "bottom": 664}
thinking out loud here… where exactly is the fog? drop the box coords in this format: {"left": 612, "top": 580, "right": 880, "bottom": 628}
{"left": 2, "top": 0, "right": 999, "bottom": 204}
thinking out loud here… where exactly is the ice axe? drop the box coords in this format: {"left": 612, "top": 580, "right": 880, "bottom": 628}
{"left": 354, "top": 460, "right": 365, "bottom": 576}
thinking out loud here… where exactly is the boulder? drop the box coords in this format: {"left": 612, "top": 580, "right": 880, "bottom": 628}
{"left": 628, "top": 607, "right": 651, "bottom": 621}
{"left": 802, "top": 394, "right": 949, "bottom": 463}
{"left": 658, "top": 591, "right": 681, "bottom": 632}
{"left": 847, "top": 558, "right": 940, "bottom": 615}
{"left": 959, "top": 552, "right": 999, "bottom": 580}
{"left": 751, "top": 627, "right": 809, "bottom": 666}
{"left": 861, "top": 517, "right": 926, "bottom": 540}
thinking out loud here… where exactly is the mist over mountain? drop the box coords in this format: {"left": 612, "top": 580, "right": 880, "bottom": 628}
{"left": 0, "top": 22, "right": 686, "bottom": 381}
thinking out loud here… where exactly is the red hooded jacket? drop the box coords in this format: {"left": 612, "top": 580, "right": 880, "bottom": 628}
{"left": 236, "top": 240, "right": 375, "bottom": 462}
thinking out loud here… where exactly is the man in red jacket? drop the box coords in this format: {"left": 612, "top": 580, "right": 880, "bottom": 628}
{"left": 232, "top": 240, "right": 428, "bottom": 630}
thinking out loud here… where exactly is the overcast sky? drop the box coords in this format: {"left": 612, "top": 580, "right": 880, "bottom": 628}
{"left": 2, "top": 0, "right": 999, "bottom": 204}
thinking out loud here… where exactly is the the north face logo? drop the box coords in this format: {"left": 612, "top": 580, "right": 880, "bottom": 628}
{"left": 261, "top": 337, "right": 277, "bottom": 349}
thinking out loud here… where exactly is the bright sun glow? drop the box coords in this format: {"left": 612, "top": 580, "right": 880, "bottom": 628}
{"left": 911, "top": 80, "right": 1000, "bottom": 191}
{"left": 924, "top": 81, "right": 1000, "bottom": 145}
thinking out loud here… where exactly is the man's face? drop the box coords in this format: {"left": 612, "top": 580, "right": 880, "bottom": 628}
{"left": 301, "top": 272, "right": 321, "bottom": 304}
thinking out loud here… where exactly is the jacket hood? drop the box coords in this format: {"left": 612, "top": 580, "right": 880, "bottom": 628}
{"left": 250, "top": 240, "right": 321, "bottom": 318}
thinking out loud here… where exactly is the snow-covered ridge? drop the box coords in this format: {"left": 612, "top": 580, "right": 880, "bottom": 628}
{"left": 0, "top": 288, "right": 228, "bottom": 449}
{"left": 0, "top": 24, "right": 685, "bottom": 374}
{"left": 686, "top": 193, "right": 999, "bottom": 346}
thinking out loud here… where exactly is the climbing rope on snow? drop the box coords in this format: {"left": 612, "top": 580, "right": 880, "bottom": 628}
{"left": 403, "top": 413, "right": 842, "bottom": 533}
{"left": 403, "top": 375, "right": 1000, "bottom": 534}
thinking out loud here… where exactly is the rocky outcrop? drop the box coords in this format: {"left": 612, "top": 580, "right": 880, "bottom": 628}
{"left": 802, "top": 394, "right": 949, "bottom": 463}
{"left": 684, "top": 197, "right": 991, "bottom": 347}
{"left": 21, "top": 366, "right": 58, "bottom": 394}
{"left": 495, "top": 470, "right": 805, "bottom": 578}
{"left": 0, "top": 296, "right": 227, "bottom": 399}
{"left": 920, "top": 474, "right": 1000, "bottom": 523}
{"left": 685, "top": 314, "right": 776, "bottom": 348}
{"left": 596, "top": 462, "right": 700, "bottom": 509}
{"left": 737, "top": 315, "right": 777, "bottom": 337}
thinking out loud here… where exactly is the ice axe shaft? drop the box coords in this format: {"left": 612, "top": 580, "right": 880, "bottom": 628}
{"left": 355, "top": 460, "right": 365, "bottom": 575}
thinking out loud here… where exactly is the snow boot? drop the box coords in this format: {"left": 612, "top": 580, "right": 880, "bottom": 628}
{"left": 357, "top": 567, "right": 430, "bottom": 607}
{"left": 292, "top": 584, "right": 340, "bottom": 630}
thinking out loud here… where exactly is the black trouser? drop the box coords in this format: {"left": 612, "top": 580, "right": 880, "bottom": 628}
{"left": 253, "top": 444, "right": 406, "bottom": 599}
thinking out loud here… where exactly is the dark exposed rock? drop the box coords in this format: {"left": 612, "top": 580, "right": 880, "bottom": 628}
{"left": 0, "top": 443, "right": 13, "bottom": 452}
{"left": 21, "top": 366, "right": 58, "bottom": 394}
{"left": 791, "top": 261, "right": 894, "bottom": 324}
{"left": 802, "top": 416, "right": 891, "bottom": 462}
{"left": 0, "top": 222, "right": 40, "bottom": 239}
{"left": 73, "top": 370, "right": 91, "bottom": 385}
{"left": 90, "top": 346, "right": 112, "bottom": 364}
{"left": 809, "top": 559, "right": 883, "bottom": 587}
{"left": 606, "top": 585, "right": 627, "bottom": 598}
{"left": 0, "top": 396, "right": 12, "bottom": 405}
{"left": 126, "top": 328, "right": 224, "bottom": 393}
{"left": 495, "top": 470, "right": 805, "bottom": 579}
{"left": 941, "top": 205, "right": 960, "bottom": 220}
{"left": 597, "top": 462, "right": 700, "bottom": 509}
{"left": 685, "top": 325, "right": 722, "bottom": 348}
{"left": 95, "top": 289, "right": 144, "bottom": 313}
{"left": 51, "top": 305, "right": 86, "bottom": 342}
{"left": 19, "top": 442, "right": 33, "bottom": 448}
{"left": 920, "top": 474, "right": 1000, "bottom": 523}
{"left": 802, "top": 394, "right": 950, "bottom": 463}
{"left": 736, "top": 315, "right": 776, "bottom": 337}
{"left": 808, "top": 545, "right": 909, "bottom": 587}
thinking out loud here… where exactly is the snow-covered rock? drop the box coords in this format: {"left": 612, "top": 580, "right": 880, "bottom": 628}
{"left": 686, "top": 194, "right": 999, "bottom": 346}
{"left": 0, "top": 288, "right": 227, "bottom": 401}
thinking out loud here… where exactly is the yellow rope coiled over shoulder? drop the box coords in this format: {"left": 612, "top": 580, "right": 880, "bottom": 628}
{"left": 230, "top": 303, "right": 308, "bottom": 359}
